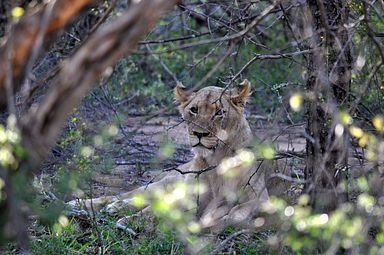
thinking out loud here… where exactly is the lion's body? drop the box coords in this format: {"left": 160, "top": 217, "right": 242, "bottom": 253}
{"left": 69, "top": 80, "right": 281, "bottom": 230}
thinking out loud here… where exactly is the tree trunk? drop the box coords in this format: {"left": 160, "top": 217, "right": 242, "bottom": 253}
{"left": 0, "top": 0, "right": 180, "bottom": 250}
{"left": 305, "top": 0, "right": 352, "bottom": 211}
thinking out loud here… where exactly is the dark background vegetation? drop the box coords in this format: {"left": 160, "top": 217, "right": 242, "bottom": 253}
{"left": 1, "top": 0, "right": 384, "bottom": 254}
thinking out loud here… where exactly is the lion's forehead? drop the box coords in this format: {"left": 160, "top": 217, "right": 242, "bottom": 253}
{"left": 188, "top": 87, "right": 230, "bottom": 109}
{"left": 197, "top": 86, "right": 223, "bottom": 94}
{"left": 196, "top": 87, "right": 222, "bottom": 102}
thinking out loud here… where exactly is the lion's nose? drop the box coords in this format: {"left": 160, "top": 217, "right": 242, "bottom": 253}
{"left": 193, "top": 131, "right": 210, "bottom": 139}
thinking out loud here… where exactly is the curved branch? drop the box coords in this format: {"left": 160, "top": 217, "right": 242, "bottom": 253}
{"left": 21, "top": 0, "right": 180, "bottom": 169}
{"left": 0, "top": 0, "right": 99, "bottom": 110}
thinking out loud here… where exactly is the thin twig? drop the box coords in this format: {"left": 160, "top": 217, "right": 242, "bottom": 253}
{"left": 135, "top": 0, "right": 280, "bottom": 54}
{"left": 164, "top": 165, "right": 217, "bottom": 175}
{"left": 190, "top": 42, "right": 235, "bottom": 91}
{"left": 209, "top": 229, "right": 251, "bottom": 255}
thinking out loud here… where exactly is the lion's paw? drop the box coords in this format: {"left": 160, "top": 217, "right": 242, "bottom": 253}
{"left": 66, "top": 199, "right": 89, "bottom": 216}
{"left": 104, "top": 200, "right": 123, "bottom": 215}
{"left": 104, "top": 199, "right": 135, "bottom": 215}
{"left": 116, "top": 216, "right": 137, "bottom": 235}
{"left": 67, "top": 199, "right": 79, "bottom": 208}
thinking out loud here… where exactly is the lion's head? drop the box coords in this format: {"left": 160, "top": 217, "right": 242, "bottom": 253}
{"left": 174, "top": 80, "right": 253, "bottom": 159}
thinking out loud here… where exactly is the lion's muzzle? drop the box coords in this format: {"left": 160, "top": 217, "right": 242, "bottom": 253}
{"left": 190, "top": 130, "right": 218, "bottom": 150}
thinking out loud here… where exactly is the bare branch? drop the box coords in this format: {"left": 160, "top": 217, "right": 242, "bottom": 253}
{"left": 20, "top": 0, "right": 180, "bottom": 169}
{"left": 135, "top": 0, "right": 281, "bottom": 54}
{"left": 0, "top": 0, "right": 100, "bottom": 110}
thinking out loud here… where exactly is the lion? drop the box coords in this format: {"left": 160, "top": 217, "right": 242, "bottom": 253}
{"left": 68, "top": 79, "right": 285, "bottom": 231}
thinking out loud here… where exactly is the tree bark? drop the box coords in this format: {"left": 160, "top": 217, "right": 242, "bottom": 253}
{"left": 0, "top": 0, "right": 98, "bottom": 111}
{"left": 0, "top": 0, "right": 180, "bottom": 249}
{"left": 305, "top": 0, "right": 352, "bottom": 211}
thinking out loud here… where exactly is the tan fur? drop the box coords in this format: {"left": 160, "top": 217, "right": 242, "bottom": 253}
{"left": 68, "top": 80, "right": 273, "bottom": 231}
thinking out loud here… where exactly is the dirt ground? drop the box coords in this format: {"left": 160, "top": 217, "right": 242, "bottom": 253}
{"left": 88, "top": 115, "right": 307, "bottom": 198}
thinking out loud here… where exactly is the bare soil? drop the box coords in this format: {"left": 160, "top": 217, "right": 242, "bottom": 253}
{"left": 87, "top": 115, "right": 307, "bottom": 198}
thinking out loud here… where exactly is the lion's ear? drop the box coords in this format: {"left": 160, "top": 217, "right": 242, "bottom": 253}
{"left": 174, "top": 82, "right": 191, "bottom": 104}
{"left": 231, "top": 79, "right": 251, "bottom": 107}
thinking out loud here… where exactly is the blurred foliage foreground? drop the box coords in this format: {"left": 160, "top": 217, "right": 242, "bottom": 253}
{"left": 2, "top": 0, "right": 384, "bottom": 254}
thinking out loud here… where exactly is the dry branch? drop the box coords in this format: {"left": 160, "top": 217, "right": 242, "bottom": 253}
{"left": 21, "top": 0, "right": 180, "bottom": 169}
{"left": 135, "top": 0, "right": 281, "bottom": 54}
{"left": 0, "top": 0, "right": 99, "bottom": 110}
{"left": 0, "top": 0, "right": 180, "bottom": 249}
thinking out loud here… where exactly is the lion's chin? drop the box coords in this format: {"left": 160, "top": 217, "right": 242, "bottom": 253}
{"left": 192, "top": 145, "right": 214, "bottom": 158}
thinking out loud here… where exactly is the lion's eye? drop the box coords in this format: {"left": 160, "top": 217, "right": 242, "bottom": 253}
{"left": 215, "top": 109, "right": 225, "bottom": 117}
{"left": 190, "top": 106, "right": 198, "bottom": 114}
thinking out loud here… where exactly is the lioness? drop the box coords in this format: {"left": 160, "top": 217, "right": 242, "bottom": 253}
{"left": 69, "top": 80, "right": 278, "bottom": 230}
